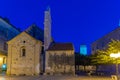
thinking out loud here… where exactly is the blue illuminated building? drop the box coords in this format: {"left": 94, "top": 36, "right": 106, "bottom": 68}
{"left": 80, "top": 45, "right": 87, "bottom": 55}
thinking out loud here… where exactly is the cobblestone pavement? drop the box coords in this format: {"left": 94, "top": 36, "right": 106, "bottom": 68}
{"left": 0, "top": 75, "right": 113, "bottom": 80}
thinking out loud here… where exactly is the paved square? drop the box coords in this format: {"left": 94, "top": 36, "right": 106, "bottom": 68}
{"left": 0, "top": 75, "right": 113, "bottom": 80}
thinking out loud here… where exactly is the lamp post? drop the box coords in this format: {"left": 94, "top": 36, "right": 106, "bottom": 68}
{"left": 110, "top": 53, "right": 120, "bottom": 80}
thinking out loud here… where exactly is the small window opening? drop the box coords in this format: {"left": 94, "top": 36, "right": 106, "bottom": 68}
{"left": 22, "top": 48, "right": 26, "bottom": 57}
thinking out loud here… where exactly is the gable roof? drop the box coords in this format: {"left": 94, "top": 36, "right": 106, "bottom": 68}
{"left": 25, "top": 24, "right": 44, "bottom": 42}
{"left": 7, "top": 31, "right": 42, "bottom": 44}
{"left": 47, "top": 43, "right": 74, "bottom": 51}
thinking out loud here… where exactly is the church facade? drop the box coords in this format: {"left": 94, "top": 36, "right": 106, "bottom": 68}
{"left": 7, "top": 32, "right": 42, "bottom": 75}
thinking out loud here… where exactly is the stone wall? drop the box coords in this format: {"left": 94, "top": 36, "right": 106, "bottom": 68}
{"left": 45, "top": 50, "right": 75, "bottom": 75}
{"left": 7, "top": 32, "right": 42, "bottom": 75}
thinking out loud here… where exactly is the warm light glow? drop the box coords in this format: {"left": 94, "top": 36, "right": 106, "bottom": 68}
{"left": 0, "top": 58, "right": 2, "bottom": 61}
{"left": 110, "top": 53, "right": 120, "bottom": 58}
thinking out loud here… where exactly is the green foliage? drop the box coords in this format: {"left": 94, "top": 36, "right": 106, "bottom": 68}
{"left": 91, "top": 39, "right": 120, "bottom": 65}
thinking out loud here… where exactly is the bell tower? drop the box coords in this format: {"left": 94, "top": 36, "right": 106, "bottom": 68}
{"left": 44, "top": 6, "right": 52, "bottom": 51}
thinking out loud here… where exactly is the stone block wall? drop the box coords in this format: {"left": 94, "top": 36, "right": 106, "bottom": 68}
{"left": 45, "top": 50, "right": 75, "bottom": 75}
{"left": 7, "top": 32, "right": 42, "bottom": 75}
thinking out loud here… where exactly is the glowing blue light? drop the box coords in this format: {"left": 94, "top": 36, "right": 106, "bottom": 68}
{"left": 2, "top": 64, "right": 7, "bottom": 69}
{"left": 80, "top": 45, "right": 87, "bottom": 55}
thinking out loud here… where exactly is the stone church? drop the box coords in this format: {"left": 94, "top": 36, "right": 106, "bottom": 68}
{"left": 0, "top": 7, "right": 75, "bottom": 75}
{"left": 7, "top": 32, "right": 42, "bottom": 75}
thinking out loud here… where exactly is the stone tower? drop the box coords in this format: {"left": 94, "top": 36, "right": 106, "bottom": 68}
{"left": 44, "top": 7, "right": 52, "bottom": 51}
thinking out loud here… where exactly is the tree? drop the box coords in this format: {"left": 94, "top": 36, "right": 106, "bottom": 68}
{"left": 91, "top": 40, "right": 120, "bottom": 65}
{"left": 90, "top": 50, "right": 111, "bottom": 65}
{"left": 90, "top": 39, "right": 120, "bottom": 74}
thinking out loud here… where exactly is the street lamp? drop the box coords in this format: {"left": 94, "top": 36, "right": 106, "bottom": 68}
{"left": 110, "top": 53, "right": 120, "bottom": 80}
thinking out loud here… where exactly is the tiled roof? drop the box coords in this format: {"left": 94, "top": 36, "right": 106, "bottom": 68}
{"left": 25, "top": 24, "right": 44, "bottom": 42}
{"left": 47, "top": 43, "right": 74, "bottom": 51}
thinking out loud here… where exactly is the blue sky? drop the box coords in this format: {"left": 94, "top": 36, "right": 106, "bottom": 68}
{"left": 0, "top": 0, "right": 120, "bottom": 54}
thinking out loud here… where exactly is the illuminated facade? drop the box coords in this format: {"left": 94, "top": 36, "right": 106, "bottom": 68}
{"left": 7, "top": 32, "right": 42, "bottom": 75}
{"left": 45, "top": 43, "right": 75, "bottom": 75}
{"left": 6, "top": 7, "right": 52, "bottom": 75}
{"left": 1, "top": 7, "right": 75, "bottom": 75}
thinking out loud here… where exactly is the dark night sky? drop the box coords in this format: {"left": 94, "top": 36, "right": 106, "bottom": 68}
{"left": 0, "top": 0, "right": 120, "bottom": 54}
